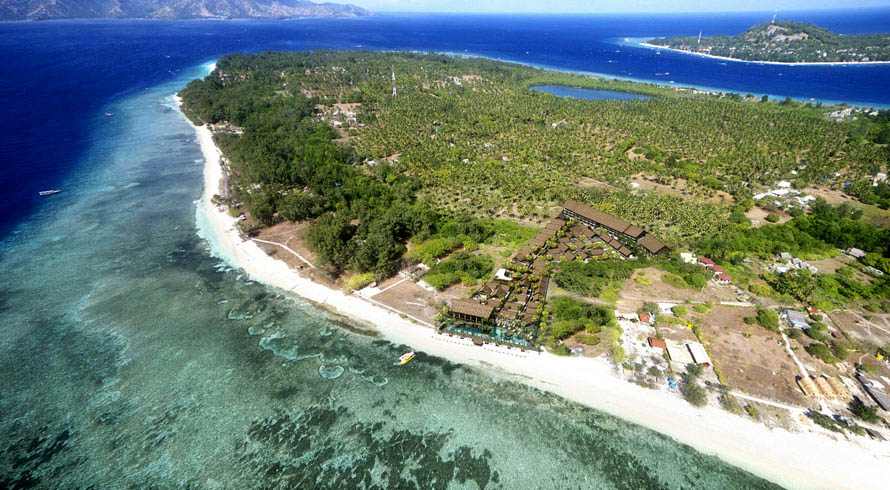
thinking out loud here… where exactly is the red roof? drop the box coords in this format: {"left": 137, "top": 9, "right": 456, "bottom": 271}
{"left": 638, "top": 312, "right": 651, "bottom": 323}
{"left": 648, "top": 337, "right": 667, "bottom": 349}
{"left": 698, "top": 257, "right": 716, "bottom": 267}
{"left": 711, "top": 264, "right": 725, "bottom": 274}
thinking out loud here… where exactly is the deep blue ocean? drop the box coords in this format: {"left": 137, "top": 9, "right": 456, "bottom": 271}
{"left": 0, "top": 10, "right": 887, "bottom": 488}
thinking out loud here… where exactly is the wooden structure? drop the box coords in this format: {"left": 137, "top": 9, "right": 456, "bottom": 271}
{"left": 561, "top": 200, "right": 668, "bottom": 255}
{"left": 638, "top": 234, "right": 668, "bottom": 255}
{"left": 562, "top": 200, "right": 643, "bottom": 238}
{"left": 448, "top": 299, "right": 495, "bottom": 325}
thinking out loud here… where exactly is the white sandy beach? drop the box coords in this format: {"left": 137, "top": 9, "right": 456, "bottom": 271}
{"left": 180, "top": 98, "right": 890, "bottom": 489}
{"left": 638, "top": 40, "right": 890, "bottom": 66}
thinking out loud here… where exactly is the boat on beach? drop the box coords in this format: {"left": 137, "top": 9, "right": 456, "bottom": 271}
{"left": 398, "top": 351, "right": 415, "bottom": 366}
{"left": 38, "top": 189, "right": 61, "bottom": 196}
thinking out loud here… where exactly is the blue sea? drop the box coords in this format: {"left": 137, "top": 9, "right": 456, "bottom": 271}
{"left": 1, "top": 9, "right": 888, "bottom": 488}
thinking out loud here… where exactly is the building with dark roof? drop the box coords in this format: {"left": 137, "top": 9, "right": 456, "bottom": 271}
{"left": 448, "top": 299, "right": 495, "bottom": 324}
{"left": 562, "top": 200, "right": 634, "bottom": 236}
{"left": 562, "top": 200, "right": 667, "bottom": 255}
{"left": 638, "top": 234, "right": 668, "bottom": 255}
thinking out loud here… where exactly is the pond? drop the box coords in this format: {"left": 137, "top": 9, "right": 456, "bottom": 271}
{"left": 530, "top": 84, "right": 651, "bottom": 101}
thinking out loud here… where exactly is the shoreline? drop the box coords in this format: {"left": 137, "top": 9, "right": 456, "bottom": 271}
{"left": 637, "top": 40, "right": 890, "bottom": 66}
{"left": 420, "top": 49, "right": 890, "bottom": 110}
{"left": 179, "top": 95, "right": 890, "bottom": 490}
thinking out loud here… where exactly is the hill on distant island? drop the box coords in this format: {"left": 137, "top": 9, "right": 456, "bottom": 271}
{"left": 650, "top": 21, "right": 890, "bottom": 63}
{"left": 0, "top": 0, "right": 369, "bottom": 21}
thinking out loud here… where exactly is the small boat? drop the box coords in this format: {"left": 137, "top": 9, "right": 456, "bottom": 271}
{"left": 38, "top": 189, "right": 61, "bottom": 196}
{"left": 105, "top": 112, "right": 113, "bottom": 117}
{"left": 398, "top": 352, "right": 415, "bottom": 366}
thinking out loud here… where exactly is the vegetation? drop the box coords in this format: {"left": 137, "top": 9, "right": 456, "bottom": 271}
{"left": 179, "top": 51, "right": 889, "bottom": 368}
{"left": 682, "top": 364, "right": 708, "bottom": 407}
{"left": 553, "top": 259, "right": 643, "bottom": 298}
{"left": 849, "top": 398, "right": 880, "bottom": 423}
{"left": 754, "top": 308, "right": 780, "bottom": 332}
{"left": 224, "top": 54, "right": 882, "bottom": 233}
{"left": 344, "top": 272, "right": 375, "bottom": 292}
{"left": 651, "top": 22, "right": 890, "bottom": 63}
{"left": 700, "top": 199, "right": 890, "bottom": 308}
{"left": 548, "top": 296, "right": 616, "bottom": 340}
{"left": 423, "top": 251, "right": 493, "bottom": 290}
{"left": 658, "top": 260, "right": 710, "bottom": 290}
{"left": 718, "top": 387, "right": 743, "bottom": 415}
{"left": 805, "top": 341, "right": 838, "bottom": 364}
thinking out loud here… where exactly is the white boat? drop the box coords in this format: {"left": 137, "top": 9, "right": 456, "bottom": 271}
{"left": 38, "top": 189, "right": 61, "bottom": 196}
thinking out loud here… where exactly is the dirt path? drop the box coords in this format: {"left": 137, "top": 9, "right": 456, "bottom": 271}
{"left": 250, "top": 238, "right": 316, "bottom": 269}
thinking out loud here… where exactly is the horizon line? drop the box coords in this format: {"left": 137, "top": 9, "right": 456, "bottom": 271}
{"left": 362, "top": 5, "right": 890, "bottom": 16}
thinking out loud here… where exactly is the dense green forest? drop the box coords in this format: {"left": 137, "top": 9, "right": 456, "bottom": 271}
{"left": 651, "top": 22, "right": 890, "bottom": 63}
{"left": 180, "top": 51, "right": 889, "bottom": 293}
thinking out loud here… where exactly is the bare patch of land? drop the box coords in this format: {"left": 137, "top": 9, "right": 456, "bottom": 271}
{"left": 745, "top": 206, "right": 791, "bottom": 227}
{"left": 616, "top": 267, "right": 740, "bottom": 312}
{"left": 699, "top": 306, "right": 811, "bottom": 406}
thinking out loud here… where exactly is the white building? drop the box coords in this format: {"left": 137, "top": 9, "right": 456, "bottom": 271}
{"left": 686, "top": 342, "right": 712, "bottom": 366}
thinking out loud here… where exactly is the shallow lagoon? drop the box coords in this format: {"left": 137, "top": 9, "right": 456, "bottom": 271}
{"left": 530, "top": 84, "right": 652, "bottom": 101}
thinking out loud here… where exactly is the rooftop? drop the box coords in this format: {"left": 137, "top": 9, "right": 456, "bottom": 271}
{"left": 563, "top": 200, "right": 633, "bottom": 234}
{"left": 638, "top": 234, "right": 667, "bottom": 255}
{"left": 449, "top": 299, "right": 495, "bottom": 319}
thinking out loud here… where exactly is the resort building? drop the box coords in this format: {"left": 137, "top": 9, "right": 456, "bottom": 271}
{"left": 561, "top": 200, "right": 668, "bottom": 255}
{"left": 637, "top": 234, "right": 667, "bottom": 255}
{"left": 562, "top": 200, "right": 644, "bottom": 238}
{"left": 447, "top": 299, "right": 495, "bottom": 325}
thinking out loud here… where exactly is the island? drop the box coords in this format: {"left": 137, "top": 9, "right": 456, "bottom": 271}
{"left": 179, "top": 51, "right": 890, "bottom": 488}
{"left": 0, "top": 0, "right": 368, "bottom": 21}
{"left": 647, "top": 21, "right": 890, "bottom": 63}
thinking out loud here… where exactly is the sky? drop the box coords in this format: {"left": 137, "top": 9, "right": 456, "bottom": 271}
{"left": 348, "top": 0, "right": 890, "bottom": 14}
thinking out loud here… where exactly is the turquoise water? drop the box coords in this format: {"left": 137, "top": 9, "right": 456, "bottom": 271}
{"left": 530, "top": 85, "right": 652, "bottom": 101}
{"left": 0, "top": 65, "right": 781, "bottom": 488}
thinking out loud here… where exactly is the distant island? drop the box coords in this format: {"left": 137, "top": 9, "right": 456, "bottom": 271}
{"left": 648, "top": 21, "right": 890, "bottom": 63}
{"left": 0, "top": 0, "right": 369, "bottom": 21}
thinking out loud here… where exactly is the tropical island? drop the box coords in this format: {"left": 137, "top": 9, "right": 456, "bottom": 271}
{"left": 179, "top": 51, "right": 890, "bottom": 487}
{"left": 0, "top": 0, "right": 368, "bottom": 21}
{"left": 647, "top": 21, "right": 890, "bottom": 63}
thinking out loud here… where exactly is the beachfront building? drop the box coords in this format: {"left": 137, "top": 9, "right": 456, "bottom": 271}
{"left": 447, "top": 299, "right": 495, "bottom": 325}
